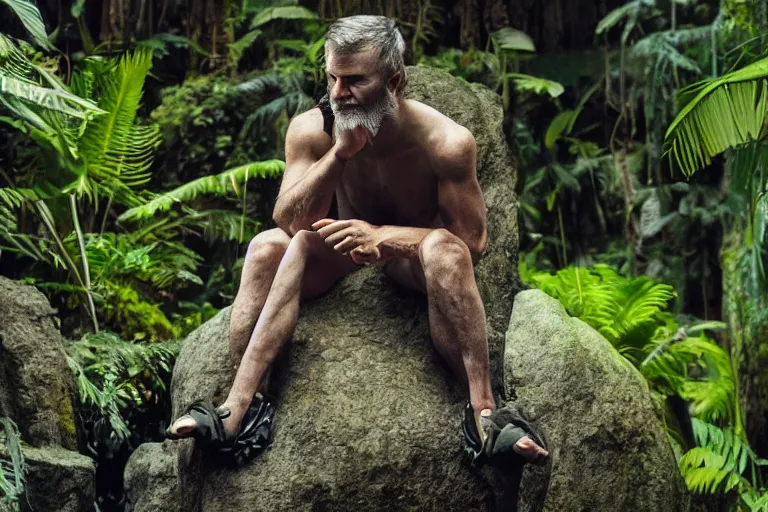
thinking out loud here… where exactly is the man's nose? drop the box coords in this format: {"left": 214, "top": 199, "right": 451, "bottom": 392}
{"left": 331, "top": 78, "right": 351, "bottom": 101}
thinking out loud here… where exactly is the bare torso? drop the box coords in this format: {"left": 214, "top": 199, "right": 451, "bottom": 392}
{"left": 329, "top": 99, "right": 452, "bottom": 228}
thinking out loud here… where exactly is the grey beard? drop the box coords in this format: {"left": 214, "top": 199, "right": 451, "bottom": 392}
{"left": 331, "top": 88, "right": 397, "bottom": 138}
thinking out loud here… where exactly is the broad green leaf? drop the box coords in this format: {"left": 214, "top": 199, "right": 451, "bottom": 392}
{"left": 491, "top": 28, "right": 535, "bottom": 52}
{"left": 250, "top": 6, "right": 317, "bottom": 28}
{"left": 0, "top": 74, "right": 103, "bottom": 119}
{"left": 0, "top": 0, "right": 50, "bottom": 48}
{"left": 70, "top": 0, "right": 86, "bottom": 17}
{"left": 545, "top": 110, "right": 576, "bottom": 148}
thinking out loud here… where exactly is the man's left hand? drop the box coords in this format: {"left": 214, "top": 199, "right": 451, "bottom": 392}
{"left": 312, "top": 218, "right": 381, "bottom": 265}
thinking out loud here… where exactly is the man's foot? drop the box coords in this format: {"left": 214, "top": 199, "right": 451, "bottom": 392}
{"left": 167, "top": 398, "right": 248, "bottom": 439}
{"left": 463, "top": 403, "right": 549, "bottom": 468}
{"left": 165, "top": 394, "right": 276, "bottom": 467}
{"left": 479, "top": 409, "right": 549, "bottom": 463}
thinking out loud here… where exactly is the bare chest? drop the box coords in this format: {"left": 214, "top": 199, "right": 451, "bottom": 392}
{"left": 337, "top": 150, "right": 438, "bottom": 227}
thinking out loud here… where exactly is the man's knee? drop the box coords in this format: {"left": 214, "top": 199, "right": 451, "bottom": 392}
{"left": 418, "top": 229, "right": 473, "bottom": 285}
{"left": 286, "top": 229, "right": 324, "bottom": 256}
{"left": 245, "top": 228, "right": 290, "bottom": 266}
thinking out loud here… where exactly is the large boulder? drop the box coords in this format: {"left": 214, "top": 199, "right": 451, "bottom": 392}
{"left": 124, "top": 442, "right": 180, "bottom": 512}
{"left": 0, "top": 277, "right": 77, "bottom": 449}
{"left": 504, "top": 290, "right": 690, "bottom": 511}
{"left": 0, "top": 277, "right": 96, "bottom": 511}
{"left": 125, "top": 65, "right": 521, "bottom": 511}
{"left": 19, "top": 445, "right": 96, "bottom": 512}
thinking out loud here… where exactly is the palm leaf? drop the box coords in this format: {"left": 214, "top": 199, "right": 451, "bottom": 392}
{"left": 118, "top": 160, "right": 285, "bottom": 222}
{"left": 77, "top": 49, "right": 161, "bottom": 189}
{"left": 0, "top": 0, "right": 50, "bottom": 48}
{"left": 664, "top": 56, "right": 768, "bottom": 177}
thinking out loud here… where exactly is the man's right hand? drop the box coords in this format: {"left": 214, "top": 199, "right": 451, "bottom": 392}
{"left": 334, "top": 125, "right": 373, "bottom": 161}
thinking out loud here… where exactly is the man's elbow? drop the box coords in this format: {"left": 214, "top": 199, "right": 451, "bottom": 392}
{"left": 272, "top": 207, "right": 299, "bottom": 237}
{"left": 467, "top": 232, "right": 487, "bottom": 264}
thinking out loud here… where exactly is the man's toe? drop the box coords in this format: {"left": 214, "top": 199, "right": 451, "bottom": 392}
{"left": 514, "top": 435, "right": 549, "bottom": 462}
{"left": 170, "top": 415, "right": 198, "bottom": 437}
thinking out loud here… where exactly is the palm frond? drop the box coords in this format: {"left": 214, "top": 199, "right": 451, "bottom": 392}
{"left": 0, "top": 0, "right": 50, "bottom": 48}
{"left": 117, "top": 160, "right": 285, "bottom": 222}
{"left": 664, "top": 56, "right": 768, "bottom": 177}
{"left": 77, "top": 49, "right": 162, "bottom": 189}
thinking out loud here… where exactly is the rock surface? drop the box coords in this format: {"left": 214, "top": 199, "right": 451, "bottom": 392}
{"left": 125, "top": 64, "right": 521, "bottom": 512}
{"left": 124, "top": 67, "right": 690, "bottom": 511}
{"left": 0, "top": 277, "right": 96, "bottom": 511}
{"left": 19, "top": 444, "right": 96, "bottom": 512}
{"left": 124, "top": 442, "right": 181, "bottom": 512}
{"left": 504, "top": 290, "right": 690, "bottom": 511}
{"left": 0, "top": 277, "right": 77, "bottom": 449}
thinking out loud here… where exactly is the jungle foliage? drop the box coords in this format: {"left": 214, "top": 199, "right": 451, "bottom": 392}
{"left": 1, "top": 0, "right": 768, "bottom": 510}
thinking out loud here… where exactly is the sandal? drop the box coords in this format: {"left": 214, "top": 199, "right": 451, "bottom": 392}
{"left": 165, "top": 400, "right": 229, "bottom": 444}
{"left": 165, "top": 393, "right": 276, "bottom": 467}
{"left": 462, "top": 401, "right": 548, "bottom": 469}
{"left": 219, "top": 393, "right": 276, "bottom": 467}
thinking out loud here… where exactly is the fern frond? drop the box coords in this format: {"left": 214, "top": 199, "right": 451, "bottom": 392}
{"left": 117, "top": 160, "right": 285, "bottom": 222}
{"left": 679, "top": 419, "right": 766, "bottom": 495}
{"left": 244, "top": 90, "right": 314, "bottom": 132}
{"left": 664, "top": 56, "right": 768, "bottom": 176}
{"left": 179, "top": 209, "right": 262, "bottom": 244}
{"left": 77, "top": 49, "right": 162, "bottom": 189}
{"left": 236, "top": 71, "right": 282, "bottom": 95}
{"left": 506, "top": 73, "right": 564, "bottom": 98}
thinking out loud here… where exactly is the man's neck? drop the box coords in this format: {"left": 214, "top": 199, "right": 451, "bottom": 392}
{"left": 369, "top": 99, "right": 408, "bottom": 154}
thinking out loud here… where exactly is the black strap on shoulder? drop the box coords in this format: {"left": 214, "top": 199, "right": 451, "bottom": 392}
{"left": 316, "top": 93, "right": 334, "bottom": 137}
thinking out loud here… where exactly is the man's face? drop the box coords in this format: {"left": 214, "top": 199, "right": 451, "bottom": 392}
{"left": 325, "top": 48, "right": 398, "bottom": 137}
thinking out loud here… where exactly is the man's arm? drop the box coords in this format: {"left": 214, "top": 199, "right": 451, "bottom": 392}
{"left": 272, "top": 110, "right": 342, "bottom": 236}
{"left": 376, "top": 127, "right": 487, "bottom": 262}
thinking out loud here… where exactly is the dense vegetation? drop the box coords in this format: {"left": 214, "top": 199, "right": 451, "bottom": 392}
{"left": 1, "top": 0, "right": 767, "bottom": 510}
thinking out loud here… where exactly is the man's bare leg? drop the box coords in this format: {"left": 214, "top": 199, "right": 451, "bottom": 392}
{"left": 384, "top": 229, "right": 548, "bottom": 462}
{"left": 170, "top": 229, "right": 359, "bottom": 437}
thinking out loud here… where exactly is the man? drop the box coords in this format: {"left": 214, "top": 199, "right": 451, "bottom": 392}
{"left": 166, "top": 15, "right": 548, "bottom": 469}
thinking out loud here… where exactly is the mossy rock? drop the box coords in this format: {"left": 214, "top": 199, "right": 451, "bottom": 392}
{"left": 0, "top": 277, "right": 78, "bottom": 449}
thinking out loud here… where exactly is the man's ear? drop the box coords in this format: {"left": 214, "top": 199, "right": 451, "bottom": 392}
{"left": 387, "top": 70, "right": 403, "bottom": 94}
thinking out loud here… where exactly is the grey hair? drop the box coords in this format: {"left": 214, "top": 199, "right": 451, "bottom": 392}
{"left": 325, "top": 15, "right": 407, "bottom": 93}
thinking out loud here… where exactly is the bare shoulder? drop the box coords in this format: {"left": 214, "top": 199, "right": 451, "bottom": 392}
{"left": 285, "top": 107, "right": 333, "bottom": 161}
{"left": 406, "top": 100, "right": 477, "bottom": 179}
